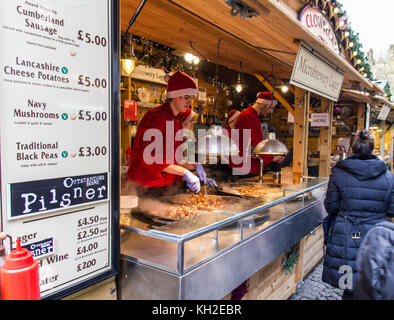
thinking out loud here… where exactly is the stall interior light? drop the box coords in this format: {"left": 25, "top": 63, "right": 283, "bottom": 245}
{"left": 122, "top": 58, "right": 136, "bottom": 75}
{"left": 349, "top": 42, "right": 354, "bottom": 48}
{"left": 281, "top": 85, "right": 289, "bottom": 93}
{"left": 235, "top": 84, "right": 243, "bottom": 93}
{"left": 184, "top": 53, "right": 200, "bottom": 65}
{"left": 344, "top": 31, "right": 350, "bottom": 37}
{"left": 353, "top": 51, "right": 358, "bottom": 56}
{"left": 333, "top": 7, "right": 339, "bottom": 14}
{"left": 356, "top": 59, "right": 362, "bottom": 64}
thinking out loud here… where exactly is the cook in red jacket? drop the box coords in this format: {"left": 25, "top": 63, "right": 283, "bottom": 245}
{"left": 229, "top": 92, "right": 279, "bottom": 176}
{"left": 127, "top": 71, "right": 201, "bottom": 194}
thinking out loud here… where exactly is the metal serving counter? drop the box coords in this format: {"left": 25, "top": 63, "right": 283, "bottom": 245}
{"left": 118, "top": 177, "right": 328, "bottom": 300}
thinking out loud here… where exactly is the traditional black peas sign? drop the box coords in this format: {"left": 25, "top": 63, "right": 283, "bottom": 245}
{"left": 9, "top": 173, "right": 108, "bottom": 219}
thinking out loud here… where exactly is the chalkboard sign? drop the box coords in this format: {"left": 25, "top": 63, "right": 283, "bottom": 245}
{"left": 9, "top": 173, "right": 108, "bottom": 219}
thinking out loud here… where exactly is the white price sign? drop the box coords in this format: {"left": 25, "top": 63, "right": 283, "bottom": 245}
{"left": 311, "top": 113, "right": 330, "bottom": 127}
{"left": 0, "top": 0, "right": 115, "bottom": 298}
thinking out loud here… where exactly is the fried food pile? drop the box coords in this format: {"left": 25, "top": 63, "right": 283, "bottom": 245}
{"left": 234, "top": 185, "right": 282, "bottom": 197}
{"left": 163, "top": 194, "right": 226, "bottom": 220}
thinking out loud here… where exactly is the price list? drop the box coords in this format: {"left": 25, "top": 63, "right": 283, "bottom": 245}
{"left": 0, "top": 0, "right": 114, "bottom": 298}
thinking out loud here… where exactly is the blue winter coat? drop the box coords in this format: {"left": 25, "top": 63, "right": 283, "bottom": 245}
{"left": 355, "top": 221, "right": 394, "bottom": 299}
{"left": 322, "top": 153, "right": 394, "bottom": 290}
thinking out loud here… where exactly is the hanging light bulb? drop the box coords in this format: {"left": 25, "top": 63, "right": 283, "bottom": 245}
{"left": 356, "top": 59, "right": 361, "bottom": 64}
{"left": 236, "top": 84, "right": 243, "bottom": 93}
{"left": 122, "top": 58, "right": 135, "bottom": 75}
{"left": 349, "top": 42, "right": 354, "bottom": 48}
{"left": 363, "top": 73, "right": 368, "bottom": 77}
{"left": 281, "top": 85, "right": 289, "bottom": 93}
{"left": 121, "top": 33, "right": 137, "bottom": 75}
{"left": 344, "top": 31, "right": 350, "bottom": 37}
{"left": 333, "top": 7, "right": 339, "bottom": 14}
{"left": 193, "top": 56, "right": 200, "bottom": 65}
{"left": 353, "top": 50, "right": 358, "bottom": 56}
{"left": 184, "top": 53, "right": 194, "bottom": 63}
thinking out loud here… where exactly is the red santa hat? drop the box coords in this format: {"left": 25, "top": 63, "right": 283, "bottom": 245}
{"left": 255, "top": 91, "right": 277, "bottom": 106}
{"left": 166, "top": 71, "right": 197, "bottom": 99}
{"left": 177, "top": 107, "right": 195, "bottom": 124}
{"left": 227, "top": 110, "right": 240, "bottom": 125}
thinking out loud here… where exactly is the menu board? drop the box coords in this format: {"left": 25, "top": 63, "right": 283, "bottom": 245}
{"left": 0, "top": 0, "right": 115, "bottom": 298}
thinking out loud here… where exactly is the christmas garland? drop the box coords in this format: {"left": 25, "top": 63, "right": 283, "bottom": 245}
{"left": 122, "top": 35, "right": 199, "bottom": 78}
{"left": 282, "top": 243, "right": 300, "bottom": 274}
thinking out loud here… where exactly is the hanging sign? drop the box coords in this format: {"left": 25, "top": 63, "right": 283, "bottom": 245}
{"left": 311, "top": 113, "right": 330, "bottom": 127}
{"left": 298, "top": 5, "right": 340, "bottom": 54}
{"left": 0, "top": 0, "right": 116, "bottom": 299}
{"left": 377, "top": 104, "right": 390, "bottom": 120}
{"left": 290, "top": 42, "right": 344, "bottom": 101}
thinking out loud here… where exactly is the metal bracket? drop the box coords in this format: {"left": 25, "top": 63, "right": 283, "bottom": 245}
{"left": 224, "top": 0, "right": 259, "bottom": 19}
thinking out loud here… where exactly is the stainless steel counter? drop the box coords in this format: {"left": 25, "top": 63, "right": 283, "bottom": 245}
{"left": 118, "top": 177, "right": 328, "bottom": 300}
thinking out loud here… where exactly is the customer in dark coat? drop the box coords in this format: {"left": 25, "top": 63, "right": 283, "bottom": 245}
{"left": 354, "top": 221, "right": 394, "bottom": 300}
{"left": 322, "top": 130, "right": 394, "bottom": 299}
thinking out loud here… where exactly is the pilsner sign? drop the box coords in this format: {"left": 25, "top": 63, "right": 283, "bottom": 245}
{"left": 290, "top": 42, "right": 344, "bottom": 101}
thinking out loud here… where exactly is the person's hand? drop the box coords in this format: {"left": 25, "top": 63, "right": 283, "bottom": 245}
{"left": 206, "top": 178, "right": 217, "bottom": 188}
{"left": 195, "top": 164, "right": 207, "bottom": 184}
{"left": 184, "top": 170, "right": 201, "bottom": 193}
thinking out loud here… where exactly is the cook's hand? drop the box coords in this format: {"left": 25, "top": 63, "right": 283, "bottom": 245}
{"left": 206, "top": 178, "right": 217, "bottom": 188}
{"left": 184, "top": 170, "right": 201, "bottom": 194}
{"left": 195, "top": 164, "right": 207, "bottom": 184}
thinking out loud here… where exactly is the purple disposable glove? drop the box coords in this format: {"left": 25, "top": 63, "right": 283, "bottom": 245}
{"left": 196, "top": 164, "right": 217, "bottom": 187}
{"left": 206, "top": 178, "right": 217, "bottom": 188}
{"left": 195, "top": 164, "right": 207, "bottom": 184}
{"left": 184, "top": 170, "right": 200, "bottom": 194}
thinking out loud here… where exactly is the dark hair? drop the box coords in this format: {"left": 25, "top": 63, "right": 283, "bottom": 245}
{"left": 352, "top": 130, "right": 374, "bottom": 154}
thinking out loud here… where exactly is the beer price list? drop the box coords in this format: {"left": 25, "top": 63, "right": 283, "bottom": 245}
{"left": 0, "top": 0, "right": 113, "bottom": 298}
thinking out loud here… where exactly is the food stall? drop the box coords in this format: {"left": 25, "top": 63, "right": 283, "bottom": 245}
{"left": 1, "top": 0, "right": 390, "bottom": 300}
{"left": 116, "top": 0, "right": 387, "bottom": 300}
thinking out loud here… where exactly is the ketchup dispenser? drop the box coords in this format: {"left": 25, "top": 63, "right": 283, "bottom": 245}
{"left": 0, "top": 237, "right": 40, "bottom": 300}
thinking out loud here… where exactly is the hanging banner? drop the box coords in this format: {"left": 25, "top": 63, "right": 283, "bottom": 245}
{"left": 290, "top": 42, "right": 344, "bottom": 101}
{"left": 377, "top": 104, "right": 390, "bottom": 120}
{"left": 0, "top": 0, "right": 116, "bottom": 299}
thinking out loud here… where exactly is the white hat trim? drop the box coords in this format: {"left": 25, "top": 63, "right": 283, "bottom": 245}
{"left": 256, "top": 98, "right": 278, "bottom": 106}
{"left": 183, "top": 110, "right": 195, "bottom": 124}
{"left": 167, "top": 88, "right": 197, "bottom": 98}
{"left": 228, "top": 111, "right": 240, "bottom": 124}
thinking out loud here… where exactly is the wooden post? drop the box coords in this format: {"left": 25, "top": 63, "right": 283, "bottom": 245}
{"left": 293, "top": 87, "right": 309, "bottom": 183}
{"left": 295, "top": 238, "right": 305, "bottom": 284}
{"left": 380, "top": 120, "right": 386, "bottom": 157}
{"left": 319, "top": 98, "right": 333, "bottom": 177}
{"left": 357, "top": 103, "right": 365, "bottom": 131}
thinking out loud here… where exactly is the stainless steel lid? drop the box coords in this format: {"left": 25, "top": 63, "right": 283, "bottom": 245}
{"left": 253, "top": 138, "right": 289, "bottom": 155}
{"left": 197, "top": 125, "right": 239, "bottom": 156}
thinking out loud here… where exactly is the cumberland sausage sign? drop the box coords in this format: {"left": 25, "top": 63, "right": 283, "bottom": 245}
{"left": 290, "top": 42, "right": 344, "bottom": 101}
